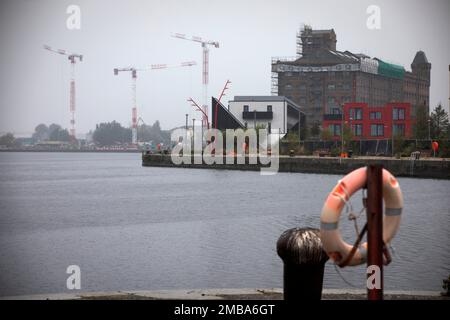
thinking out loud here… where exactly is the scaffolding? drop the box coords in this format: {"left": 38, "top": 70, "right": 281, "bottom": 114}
{"left": 296, "top": 24, "right": 312, "bottom": 58}
{"left": 271, "top": 56, "right": 297, "bottom": 96}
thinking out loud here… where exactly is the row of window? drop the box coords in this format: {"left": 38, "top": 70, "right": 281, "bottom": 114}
{"left": 283, "top": 71, "right": 352, "bottom": 78}
{"left": 285, "top": 83, "right": 352, "bottom": 91}
{"left": 243, "top": 105, "right": 272, "bottom": 112}
{"left": 328, "top": 107, "right": 406, "bottom": 120}
{"left": 327, "top": 124, "right": 405, "bottom": 137}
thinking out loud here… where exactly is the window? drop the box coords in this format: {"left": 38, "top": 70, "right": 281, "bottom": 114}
{"left": 370, "top": 124, "right": 384, "bottom": 137}
{"left": 353, "top": 124, "right": 363, "bottom": 136}
{"left": 370, "top": 111, "right": 382, "bottom": 120}
{"left": 393, "top": 108, "right": 405, "bottom": 120}
{"left": 244, "top": 122, "right": 248, "bottom": 129}
{"left": 343, "top": 82, "right": 351, "bottom": 90}
{"left": 243, "top": 105, "right": 249, "bottom": 112}
{"left": 350, "top": 108, "right": 362, "bottom": 120}
{"left": 299, "top": 97, "right": 306, "bottom": 104}
{"left": 393, "top": 124, "right": 405, "bottom": 136}
{"left": 267, "top": 105, "right": 272, "bottom": 112}
{"left": 327, "top": 96, "right": 335, "bottom": 108}
{"left": 299, "top": 84, "right": 306, "bottom": 90}
{"left": 332, "top": 108, "right": 341, "bottom": 115}
{"left": 329, "top": 124, "right": 341, "bottom": 136}
{"left": 327, "top": 84, "right": 335, "bottom": 90}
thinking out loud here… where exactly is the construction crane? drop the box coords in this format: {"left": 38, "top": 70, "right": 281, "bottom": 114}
{"left": 43, "top": 45, "right": 83, "bottom": 139}
{"left": 113, "top": 61, "right": 196, "bottom": 145}
{"left": 171, "top": 33, "right": 219, "bottom": 129}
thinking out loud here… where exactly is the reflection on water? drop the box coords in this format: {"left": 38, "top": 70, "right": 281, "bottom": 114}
{"left": 0, "top": 152, "right": 449, "bottom": 296}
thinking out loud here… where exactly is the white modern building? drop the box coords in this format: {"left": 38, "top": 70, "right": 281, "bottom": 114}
{"left": 226, "top": 96, "right": 305, "bottom": 137}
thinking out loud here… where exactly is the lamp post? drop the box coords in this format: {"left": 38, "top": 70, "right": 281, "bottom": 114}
{"left": 253, "top": 109, "right": 257, "bottom": 129}
{"left": 185, "top": 113, "right": 189, "bottom": 146}
{"left": 192, "top": 118, "right": 195, "bottom": 150}
{"left": 428, "top": 118, "right": 431, "bottom": 141}
{"left": 392, "top": 124, "right": 394, "bottom": 157}
{"left": 298, "top": 111, "right": 301, "bottom": 142}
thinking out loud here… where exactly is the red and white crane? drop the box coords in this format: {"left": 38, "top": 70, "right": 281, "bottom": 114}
{"left": 44, "top": 45, "right": 83, "bottom": 139}
{"left": 171, "top": 33, "right": 219, "bottom": 129}
{"left": 113, "top": 61, "right": 196, "bottom": 145}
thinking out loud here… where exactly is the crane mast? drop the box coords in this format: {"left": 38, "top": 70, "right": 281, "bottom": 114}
{"left": 44, "top": 45, "right": 83, "bottom": 140}
{"left": 114, "top": 61, "right": 196, "bottom": 145}
{"left": 171, "top": 33, "right": 219, "bottom": 129}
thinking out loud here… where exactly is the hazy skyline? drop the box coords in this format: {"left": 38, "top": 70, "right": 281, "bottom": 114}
{"left": 0, "top": 0, "right": 449, "bottom": 136}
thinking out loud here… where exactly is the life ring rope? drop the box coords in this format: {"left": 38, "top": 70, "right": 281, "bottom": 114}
{"left": 320, "top": 166, "right": 403, "bottom": 267}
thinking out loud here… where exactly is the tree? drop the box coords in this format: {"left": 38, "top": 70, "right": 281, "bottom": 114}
{"left": 430, "top": 104, "right": 449, "bottom": 139}
{"left": 47, "top": 124, "right": 71, "bottom": 142}
{"left": 93, "top": 121, "right": 132, "bottom": 146}
{"left": 310, "top": 121, "right": 321, "bottom": 137}
{"left": 342, "top": 124, "right": 354, "bottom": 149}
{"left": 320, "top": 128, "right": 333, "bottom": 141}
{"left": 32, "top": 124, "right": 49, "bottom": 142}
{"left": 137, "top": 120, "right": 170, "bottom": 144}
{"left": 50, "top": 128, "right": 71, "bottom": 142}
{"left": 0, "top": 133, "right": 16, "bottom": 147}
{"left": 414, "top": 104, "right": 429, "bottom": 139}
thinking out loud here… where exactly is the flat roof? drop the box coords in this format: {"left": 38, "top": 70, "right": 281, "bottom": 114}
{"left": 230, "top": 96, "right": 304, "bottom": 113}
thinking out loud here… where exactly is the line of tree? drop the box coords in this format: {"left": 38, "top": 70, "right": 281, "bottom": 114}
{"left": 137, "top": 120, "right": 170, "bottom": 145}
{"left": 92, "top": 121, "right": 132, "bottom": 146}
{"left": 32, "top": 123, "right": 71, "bottom": 142}
{"left": 92, "top": 120, "right": 171, "bottom": 146}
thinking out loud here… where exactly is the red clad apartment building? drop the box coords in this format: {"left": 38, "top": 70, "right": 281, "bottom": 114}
{"left": 322, "top": 102, "right": 412, "bottom": 140}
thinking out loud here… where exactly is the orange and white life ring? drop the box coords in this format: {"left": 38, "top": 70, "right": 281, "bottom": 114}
{"left": 320, "top": 167, "right": 403, "bottom": 266}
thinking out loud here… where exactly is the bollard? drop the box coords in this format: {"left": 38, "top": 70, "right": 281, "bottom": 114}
{"left": 277, "top": 227, "right": 329, "bottom": 301}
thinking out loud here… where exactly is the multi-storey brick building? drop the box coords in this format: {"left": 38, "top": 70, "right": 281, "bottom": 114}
{"left": 271, "top": 26, "right": 431, "bottom": 133}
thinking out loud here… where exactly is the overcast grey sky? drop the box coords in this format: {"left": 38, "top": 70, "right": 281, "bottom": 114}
{"left": 0, "top": 0, "right": 449, "bottom": 136}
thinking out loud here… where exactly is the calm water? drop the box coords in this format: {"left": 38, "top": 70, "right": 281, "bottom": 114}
{"left": 0, "top": 152, "right": 449, "bottom": 296}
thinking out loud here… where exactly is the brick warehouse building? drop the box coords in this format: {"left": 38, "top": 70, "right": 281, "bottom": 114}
{"left": 271, "top": 26, "right": 431, "bottom": 133}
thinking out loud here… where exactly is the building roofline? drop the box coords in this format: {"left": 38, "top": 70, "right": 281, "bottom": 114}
{"left": 230, "top": 96, "right": 304, "bottom": 113}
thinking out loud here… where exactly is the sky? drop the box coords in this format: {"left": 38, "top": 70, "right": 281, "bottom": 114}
{"left": 0, "top": 0, "right": 449, "bottom": 137}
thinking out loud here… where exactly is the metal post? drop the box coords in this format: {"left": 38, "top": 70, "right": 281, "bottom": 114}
{"left": 253, "top": 109, "right": 257, "bottom": 129}
{"left": 366, "top": 165, "right": 384, "bottom": 300}
{"left": 192, "top": 118, "right": 195, "bottom": 151}
{"left": 185, "top": 114, "right": 188, "bottom": 145}
{"left": 392, "top": 126, "right": 394, "bottom": 157}
{"left": 277, "top": 228, "right": 329, "bottom": 301}
{"left": 341, "top": 106, "right": 344, "bottom": 156}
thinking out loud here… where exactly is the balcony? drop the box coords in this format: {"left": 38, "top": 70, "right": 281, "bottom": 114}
{"left": 242, "top": 111, "right": 273, "bottom": 120}
{"left": 323, "top": 114, "right": 343, "bottom": 121}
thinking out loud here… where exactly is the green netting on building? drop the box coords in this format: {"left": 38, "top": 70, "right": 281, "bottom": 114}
{"left": 376, "top": 59, "right": 405, "bottom": 79}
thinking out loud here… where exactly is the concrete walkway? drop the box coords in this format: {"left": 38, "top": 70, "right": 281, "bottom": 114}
{"left": 1, "top": 288, "right": 447, "bottom": 300}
